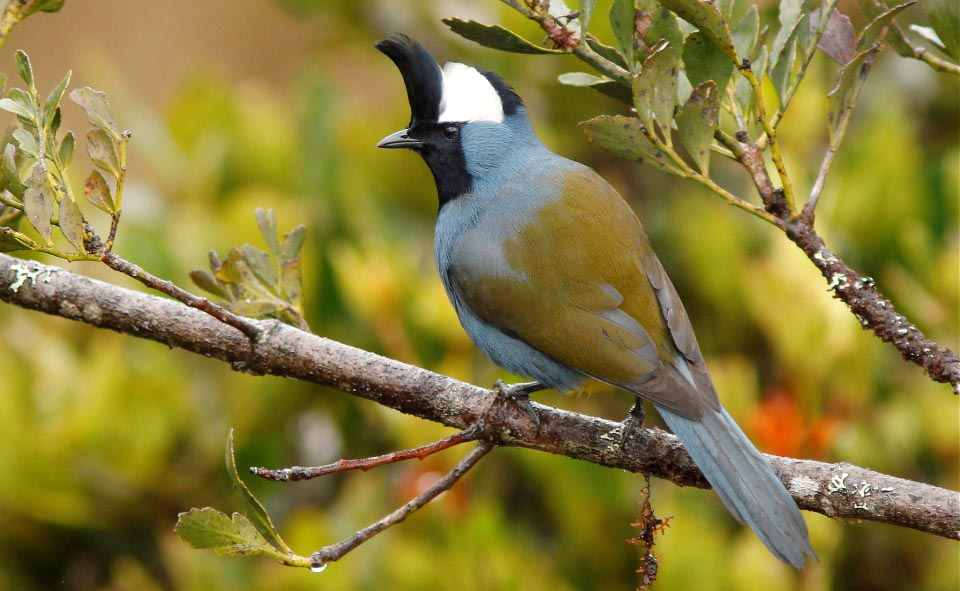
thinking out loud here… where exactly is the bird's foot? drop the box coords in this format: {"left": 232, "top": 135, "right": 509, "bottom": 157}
{"left": 492, "top": 380, "right": 546, "bottom": 433}
{"left": 621, "top": 399, "right": 646, "bottom": 443}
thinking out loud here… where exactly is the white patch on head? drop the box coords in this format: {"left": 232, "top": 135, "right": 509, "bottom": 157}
{"left": 438, "top": 62, "right": 504, "bottom": 123}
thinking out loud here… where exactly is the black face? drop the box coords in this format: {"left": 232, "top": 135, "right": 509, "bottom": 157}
{"left": 408, "top": 122, "right": 471, "bottom": 209}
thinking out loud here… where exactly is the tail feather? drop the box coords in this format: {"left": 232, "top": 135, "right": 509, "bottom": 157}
{"left": 659, "top": 406, "right": 816, "bottom": 569}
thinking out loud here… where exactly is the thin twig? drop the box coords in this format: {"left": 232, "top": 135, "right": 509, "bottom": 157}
{"left": 500, "top": 0, "right": 631, "bottom": 84}
{"left": 801, "top": 142, "right": 838, "bottom": 223}
{"left": 251, "top": 426, "right": 481, "bottom": 481}
{"left": 309, "top": 441, "right": 493, "bottom": 568}
{"left": 100, "top": 251, "right": 262, "bottom": 339}
{"left": 740, "top": 66, "right": 796, "bottom": 216}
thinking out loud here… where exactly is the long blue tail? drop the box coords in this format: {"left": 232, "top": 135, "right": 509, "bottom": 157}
{"left": 658, "top": 406, "right": 816, "bottom": 568}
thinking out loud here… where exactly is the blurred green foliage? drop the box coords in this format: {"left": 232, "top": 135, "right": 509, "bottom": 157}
{"left": 0, "top": 1, "right": 956, "bottom": 590}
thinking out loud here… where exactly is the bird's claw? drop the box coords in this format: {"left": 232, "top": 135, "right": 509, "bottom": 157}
{"left": 493, "top": 379, "right": 544, "bottom": 433}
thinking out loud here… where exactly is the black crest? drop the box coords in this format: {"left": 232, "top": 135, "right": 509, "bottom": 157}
{"left": 375, "top": 33, "right": 443, "bottom": 126}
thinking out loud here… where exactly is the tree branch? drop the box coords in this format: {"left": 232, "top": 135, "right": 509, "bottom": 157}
{"left": 0, "top": 252, "right": 956, "bottom": 540}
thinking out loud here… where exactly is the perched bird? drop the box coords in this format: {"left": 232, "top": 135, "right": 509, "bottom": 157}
{"left": 375, "top": 33, "right": 815, "bottom": 569}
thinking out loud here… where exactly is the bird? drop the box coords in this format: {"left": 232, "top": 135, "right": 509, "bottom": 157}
{"left": 374, "top": 32, "right": 816, "bottom": 569}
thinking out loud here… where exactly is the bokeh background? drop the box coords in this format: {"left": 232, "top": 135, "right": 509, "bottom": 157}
{"left": 0, "top": 1, "right": 956, "bottom": 589}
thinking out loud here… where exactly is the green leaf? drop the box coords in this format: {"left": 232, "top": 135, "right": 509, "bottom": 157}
{"left": 657, "top": 0, "right": 739, "bottom": 63}
{"left": 609, "top": 0, "right": 637, "bottom": 67}
{"left": 225, "top": 430, "right": 293, "bottom": 555}
{"left": 558, "top": 72, "right": 633, "bottom": 104}
{"left": 43, "top": 70, "right": 71, "bottom": 129}
{"left": 190, "top": 269, "right": 229, "bottom": 299}
{"left": 731, "top": 5, "right": 759, "bottom": 59}
{"left": 0, "top": 227, "right": 33, "bottom": 252}
{"left": 644, "top": 6, "right": 684, "bottom": 50}
{"left": 254, "top": 208, "right": 281, "bottom": 256}
{"left": 12, "top": 128, "right": 38, "bottom": 158}
{"left": 586, "top": 38, "right": 629, "bottom": 68}
{"left": 769, "top": 19, "right": 802, "bottom": 103}
{"left": 14, "top": 51, "right": 33, "bottom": 89}
{"left": 924, "top": 0, "right": 959, "bottom": 59}
{"left": 58, "top": 131, "right": 75, "bottom": 168}
{"left": 86, "top": 128, "right": 120, "bottom": 177}
{"left": 2, "top": 144, "right": 25, "bottom": 199}
{"left": 580, "top": 0, "right": 596, "bottom": 34}
{"left": 772, "top": 0, "right": 803, "bottom": 57}
{"left": 827, "top": 45, "right": 881, "bottom": 145}
{"left": 857, "top": 1, "right": 915, "bottom": 51}
{"left": 58, "top": 195, "right": 85, "bottom": 251}
{"left": 25, "top": 0, "right": 65, "bottom": 16}
{"left": 676, "top": 80, "right": 720, "bottom": 174}
{"left": 82, "top": 169, "right": 115, "bottom": 213}
{"left": 0, "top": 93, "right": 34, "bottom": 120}
{"left": 281, "top": 224, "right": 307, "bottom": 264}
{"left": 241, "top": 244, "right": 277, "bottom": 290}
{"left": 683, "top": 31, "right": 735, "bottom": 94}
{"left": 174, "top": 508, "right": 279, "bottom": 558}
{"left": 69, "top": 87, "right": 120, "bottom": 137}
{"left": 441, "top": 18, "right": 563, "bottom": 54}
{"left": 632, "top": 41, "right": 680, "bottom": 132}
{"left": 23, "top": 164, "right": 53, "bottom": 243}
{"left": 580, "top": 115, "right": 684, "bottom": 175}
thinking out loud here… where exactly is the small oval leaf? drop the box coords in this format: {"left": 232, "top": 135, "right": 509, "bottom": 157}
{"left": 442, "top": 18, "right": 564, "bottom": 54}
{"left": 82, "top": 169, "right": 115, "bottom": 213}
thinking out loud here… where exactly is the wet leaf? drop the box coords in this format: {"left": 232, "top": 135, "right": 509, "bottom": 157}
{"left": 254, "top": 207, "right": 280, "bottom": 255}
{"left": 69, "top": 87, "right": 120, "bottom": 137}
{"left": 658, "top": 0, "right": 738, "bottom": 62}
{"left": 683, "top": 31, "right": 735, "bottom": 93}
{"left": 580, "top": 115, "right": 683, "bottom": 175}
{"left": 13, "top": 128, "right": 38, "bottom": 159}
{"left": 923, "top": 0, "right": 958, "bottom": 59}
{"left": 441, "top": 18, "right": 564, "bottom": 54}
{"left": 23, "top": 165, "right": 53, "bottom": 243}
{"left": 42, "top": 70, "right": 71, "bottom": 128}
{"left": 82, "top": 169, "right": 115, "bottom": 213}
{"left": 812, "top": 7, "right": 855, "bottom": 65}
{"left": 676, "top": 80, "right": 720, "bottom": 174}
{"left": 609, "top": 0, "right": 636, "bottom": 67}
{"left": 558, "top": 72, "right": 632, "bottom": 103}
{"left": 58, "top": 131, "right": 75, "bottom": 168}
{"left": 86, "top": 128, "right": 120, "bottom": 177}
{"left": 632, "top": 41, "right": 680, "bottom": 132}
{"left": 14, "top": 51, "right": 33, "bottom": 89}
{"left": 58, "top": 195, "right": 85, "bottom": 251}
{"left": 225, "top": 430, "right": 293, "bottom": 554}
{"left": 174, "top": 508, "right": 278, "bottom": 558}
{"left": 241, "top": 243, "right": 277, "bottom": 290}
{"left": 189, "top": 269, "right": 229, "bottom": 299}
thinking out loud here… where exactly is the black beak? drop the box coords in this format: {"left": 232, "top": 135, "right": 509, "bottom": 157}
{"left": 377, "top": 128, "right": 424, "bottom": 150}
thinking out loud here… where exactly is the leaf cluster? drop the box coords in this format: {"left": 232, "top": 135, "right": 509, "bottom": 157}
{"left": 191, "top": 208, "right": 309, "bottom": 330}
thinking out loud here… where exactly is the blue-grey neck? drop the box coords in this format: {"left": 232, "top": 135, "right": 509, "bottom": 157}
{"left": 459, "top": 109, "right": 553, "bottom": 197}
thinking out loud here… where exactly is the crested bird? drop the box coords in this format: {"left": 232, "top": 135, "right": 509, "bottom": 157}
{"left": 375, "top": 33, "right": 816, "bottom": 569}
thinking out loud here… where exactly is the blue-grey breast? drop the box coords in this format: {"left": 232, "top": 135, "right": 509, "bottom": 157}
{"left": 375, "top": 33, "right": 815, "bottom": 568}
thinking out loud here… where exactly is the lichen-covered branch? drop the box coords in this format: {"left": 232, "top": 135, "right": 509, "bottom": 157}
{"left": 0, "top": 252, "right": 956, "bottom": 540}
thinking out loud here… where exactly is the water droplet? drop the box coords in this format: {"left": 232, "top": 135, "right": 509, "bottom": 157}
{"left": 310, "top": 563, "right": 328, "bottom": 573}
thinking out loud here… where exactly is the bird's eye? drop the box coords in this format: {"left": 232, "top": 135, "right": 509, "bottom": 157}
{"left": 440, "top": 124, "right": 460, "bottom": 140}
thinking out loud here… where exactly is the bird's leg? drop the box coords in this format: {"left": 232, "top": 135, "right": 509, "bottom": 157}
{"left": 621, "top": 399, "right": 646, "bottom": 443}
{"left": 492, "top": 379, "right": 547, "bottom": 432}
